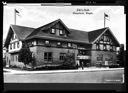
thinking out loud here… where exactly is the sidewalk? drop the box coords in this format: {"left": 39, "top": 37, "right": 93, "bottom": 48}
{"left": 3, "top": 67, "right": 124, "bottom": 75}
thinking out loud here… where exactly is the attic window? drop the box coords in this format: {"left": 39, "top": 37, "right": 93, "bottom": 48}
{"left": 59, "top": 30, "right": 63, "bottom": 35}
{"left": 51, "top": 29, "right": 55, "bottom": 33}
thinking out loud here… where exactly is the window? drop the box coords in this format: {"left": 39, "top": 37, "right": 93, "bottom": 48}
{"left": 44, "top": 52, "right": 52, "bottom": 61}
{"left": 57, "top": 42, "right": 61, "bottom": 45}
{"left": 99, "top": 44, "right": 103, "bottom": 50}
{"left": 110, "top": 45, "right": 113, "bottom": 51}
{"left": 104, "top": 36, "right": 107, "bottom": 42}
{"left": 106, "top": 45, "right": 110, "bottom": 50}
{"left": 68, "top": 43, "right": 72, "bottom": 47}
{"left": 103, "top": 45, "right": 107, "bottom": 50}
{"left": 17, "top": 42, "right": 19, "bottom": 48}
{"left": 96, "top": 44, "right": 100, "bottom": 50}
{"left": 100, "top": 36, "right": 103, "bottom": 41}
{"left": 97, "top": 54, "right": 103, "bottom": 61}
{"left": 51, "top": 28, "right": 55, "bottom": 33}
{"left": 13, "top": 34, "right": 15, "bottom": 39}
{"left": 57, "top": 42, "right": 61, "bottom": 47}
{"left": 32, "top": 41, "right": 36, "bottom": 45}
{"left": 10, "top": 44, "right": 12, "bottom": 50}
{"left": 113, "top": 46, "right": 116, "bottom": 51}
{"left": 60, "top": 53, "right": 66, "bottom": 60}
{"left": 45, "top": 40, "right": 49, "bottom": 44}
{"left": 13, "top": 43, "right": 15, "bottom": 49}
{"left": 59, "top": 29, "right": 63, "bottom": 35}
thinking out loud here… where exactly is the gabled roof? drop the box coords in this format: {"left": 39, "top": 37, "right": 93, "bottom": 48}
{"left": 27, "top": 19, "right": 70, "bottom": 38}
{"left": 88, "top": 27, "right": 107, "bottom": 43}
{"left": 4, "top": 25, "right": 35, "bottom": 47}
{"left": 4, "top": 19, "right": 120, "bottom": 48}
{"left": 25, "top": 28, "right": 90, "bottom": 44}
{"left": 11, "top": 25, "right": 35, "bottom": 40}
{"left": 88, "top": 27, "right": 120, "bottom": 46}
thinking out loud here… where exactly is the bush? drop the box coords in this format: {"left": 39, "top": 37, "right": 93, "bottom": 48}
{"left": 18, "top": 42, "right": 33, "bottom": 68}
{"left": 109, "top": 64, "right": 120, "bottom": 68}
{"left": 61, "top": 53, "right": 76, "bottom": 69}
{"left": 3, "top": 59, "right": 6, "bottom": 67}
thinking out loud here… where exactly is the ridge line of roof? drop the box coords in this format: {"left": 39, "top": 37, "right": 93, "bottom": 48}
{"left": 10, "top": 24, "right": 35, "bottom": 29}
{"left": 88, "top": 27, "right": 108, "bottom": 32}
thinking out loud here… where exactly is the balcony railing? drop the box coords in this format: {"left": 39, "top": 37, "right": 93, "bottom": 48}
{"left": 77, "top": 55, "right": 90, "bottom": 60}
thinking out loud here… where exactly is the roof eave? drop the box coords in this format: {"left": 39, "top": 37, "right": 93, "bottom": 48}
{"left": 25, "top": 36, "right": 91, "bottom": 44}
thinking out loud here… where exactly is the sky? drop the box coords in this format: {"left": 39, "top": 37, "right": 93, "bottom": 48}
{"left": 3, "top": 4, "right": 126, "bottom": 49}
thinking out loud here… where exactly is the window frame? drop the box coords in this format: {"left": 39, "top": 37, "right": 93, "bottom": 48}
{"left": 68, "top": 43, "right": 72, "bottom": 47}
{"left": 10, "top": 44, "right": 12, "bottom": 50}
{"left": 60, "top": 53, "right": 66, "bottom": 61}
{"left": 45, "top": 40, "right": 50, "bottom": 44}
{"left": 51, "top": 28, "right": 56, "bottom": 34}
{"left": 59, "top": 29, "right": 63, "bottom": 35}
{"left": 44, "top": 52, "right": 52, "bottom": 61}
{"left": 17, "top": 42, "right": 19, "bottom": 48}
{"left": 13, "top": 43, "right": 15, "bottom": 49}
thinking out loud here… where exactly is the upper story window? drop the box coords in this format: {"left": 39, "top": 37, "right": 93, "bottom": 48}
{"left": 113, "top": 46, "right": 116, "bottom": 51}
{"left": 32, "top": 40, "right": 36, "bottom": 45}
{"left": 13, "top": 42, "right": 15, "bottom": 49}
{"left": 51, "top": 28, "right": 55, "bottom": 34}
{"left": 59, "top": 29, "right": 63, "bottom": 35}
{"left": 14, "top": 34, "right": 17, "bottom": 39}
{"left": 103, "top": 45, "right": 107, "bottom": 50}
{"left": 10, "top": 44, "right": 12, "bottom": 50}
{"left": 106, "top": 45, "right": 110, "bottom": 51}
{"left": 96, "top": 44, "right": 100, "bottom": 50}
{"left": 45, "top": 40, "right": 49, "bottom": 44}
{"left": 57, "top": 42, "right": 61, "bottom": 45}
{"left": 68, "top": 43, "right": 72, "bottom": 47}
{"left": 100, "top": 36, "right": 104, "bottom": 41}
{"left": 17, "top": 42, "right": 19, "bottom": 48}
{"left": 99, "top": 44, "right": 103, "bottom": 50}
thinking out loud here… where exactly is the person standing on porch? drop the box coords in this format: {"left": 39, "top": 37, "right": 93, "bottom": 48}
{"left": 81, "top": 61, "right": 84, "bottom": 70}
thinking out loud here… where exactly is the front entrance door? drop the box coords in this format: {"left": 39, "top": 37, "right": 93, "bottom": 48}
{"left": 79, "top": 60, "right": 87, "bottom": 67}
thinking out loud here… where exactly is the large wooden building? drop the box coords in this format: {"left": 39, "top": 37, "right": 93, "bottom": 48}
{"left": 4, "top": 19, "right": 120, "bottom": 68}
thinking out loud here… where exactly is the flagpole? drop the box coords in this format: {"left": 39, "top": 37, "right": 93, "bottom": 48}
{"left": 104, "top": 13, "right": 105, "bottom": 28}
{"left": 14, "top": 9, "right": 16, "bottom": 25}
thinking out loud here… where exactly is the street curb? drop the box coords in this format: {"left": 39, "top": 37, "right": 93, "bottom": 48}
{"left": 4, "top": 68, "right": 124, "bottom": 75}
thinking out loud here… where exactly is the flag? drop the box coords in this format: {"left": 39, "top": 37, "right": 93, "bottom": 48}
{"left": 15, "top": 9, "right": 19, "bottom": 13}
{"left": 104, "top": 13, "right": 110, "bottom": 21}
{"left": 15, "top": 9, "right": 20, "bottom": 16}
{"left": 105, "top": 13, "right": 108, "bottom": 17}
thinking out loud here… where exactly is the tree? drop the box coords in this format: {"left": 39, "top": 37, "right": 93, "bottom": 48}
{"left": 62, "top": 52, "right": 75, "bottom": 68}
{"left": 18, "top": 42, "right": 33, "bottom": 68}
{"left": 117, "top": 44, "right": 125, "bottom": 67}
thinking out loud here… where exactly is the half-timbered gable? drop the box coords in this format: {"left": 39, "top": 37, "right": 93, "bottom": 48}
{"left": 91, "top": 28, "right": 120, "bottom": 52}
{"left": 89, "top": 28, "right": 120, "bottom": 66}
